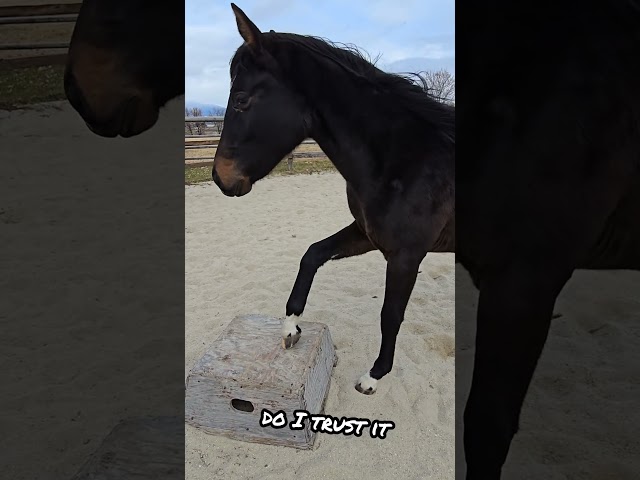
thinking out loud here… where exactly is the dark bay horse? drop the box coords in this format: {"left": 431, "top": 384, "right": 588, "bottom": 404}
{"left": 64, "top": 0, "right": 184, "bottom": 137}
{"left": 213, "top": 4, "right": 455, "bottom": 394}
{"left": 458, "top": 2, "right": 640, "bottom": 478}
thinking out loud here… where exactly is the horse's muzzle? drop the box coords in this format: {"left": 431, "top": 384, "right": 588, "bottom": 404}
{"left": 212, "top": 157, "right": 252, "bottom": 197}
{"left": 64, "top": 69, "right": 158, "bottom": 138}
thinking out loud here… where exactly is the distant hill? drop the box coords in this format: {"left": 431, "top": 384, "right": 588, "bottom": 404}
{"left": 185, "top": 100, "right": 226, "bottom": 115}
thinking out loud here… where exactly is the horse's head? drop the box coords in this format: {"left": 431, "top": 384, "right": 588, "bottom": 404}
{"left": 64, "top": 0, "right": 184, "bottom": 137}
{"left": 212, "top": 3, "right": 309, "bottom": 197}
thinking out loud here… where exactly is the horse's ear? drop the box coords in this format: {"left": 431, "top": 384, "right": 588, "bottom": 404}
{"left": 231, "top": 3, "right": 262, "bottom": 52}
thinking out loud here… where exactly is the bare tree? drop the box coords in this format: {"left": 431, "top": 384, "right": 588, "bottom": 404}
{"left": 185, "top": 107, "right": 194, "bottom": 135}
{"left": 417, "top": 69, "right": 455, "bottom": 105}
{"left": 206, "top": 107, "right": 226, "bottom": 116}
{"left": 187, "top": 107, "right": 206, "bottom": 135}
{"left": 186, "top": 105, "right": 226, "bottom": 136}
{"left": 206, "top": 108, "right": 225, "bottom": 133}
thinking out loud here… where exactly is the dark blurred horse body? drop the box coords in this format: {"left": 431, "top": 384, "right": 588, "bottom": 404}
{"left": 213, "top": 4, "right": 455, "bottom": 394}
{"left": 458, "top": 2, "right": 640, "bottom": 478}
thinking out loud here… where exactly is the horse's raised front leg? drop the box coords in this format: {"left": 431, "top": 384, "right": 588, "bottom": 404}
{"left": 356, "top": 250, "right": 423, "bottom": 394}
{"left": 282, "top": 221, "right": 374, "bottom": 348}
{"left": 464, "top": 261, "right": 573, "bottom": 479}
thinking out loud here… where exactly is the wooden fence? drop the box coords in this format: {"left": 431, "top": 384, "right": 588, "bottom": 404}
{"left": 184, "top": 116, "right": 224, "bottom": 136}
{"left": 185, "top": 116, "right": 328, "bottom": 169}
{"left": 0, "top": 3, "right": 80, "bottom": 66}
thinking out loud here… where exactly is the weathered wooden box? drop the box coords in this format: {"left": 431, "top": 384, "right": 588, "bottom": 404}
{"left": 185, "top": 314, "right": 337, "bottom": 449}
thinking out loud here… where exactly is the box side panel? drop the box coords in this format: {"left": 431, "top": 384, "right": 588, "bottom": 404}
{"left": 185, "top": 317, "right": 336, "bottom": 449}
{"left": 302, "top": 327, "right": 337, "bottom": 416}
{"left": 185, "top": 377, "right": 312, "bottom": 448}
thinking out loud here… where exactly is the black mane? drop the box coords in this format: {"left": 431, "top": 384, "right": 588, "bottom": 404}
{"left": 232, "top": 32, "right": 455, "bottom": 143}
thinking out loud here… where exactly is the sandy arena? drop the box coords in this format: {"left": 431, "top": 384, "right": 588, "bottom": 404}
{"left": 186, "top": 173, "right": 456, "bottom": 479}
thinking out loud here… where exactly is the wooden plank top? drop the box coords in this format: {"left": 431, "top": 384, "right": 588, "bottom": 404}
{"left": 190, "top": 314, "right": 328, "bottom": 390}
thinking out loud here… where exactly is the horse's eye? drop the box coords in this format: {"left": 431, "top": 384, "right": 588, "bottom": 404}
{"left": 233, "top": 92, "right": 251, "bottom": 111}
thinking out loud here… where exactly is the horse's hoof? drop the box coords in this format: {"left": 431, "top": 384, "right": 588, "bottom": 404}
{"left": 355, "top": 373, "right": 377, "bottom": 395}
{"left": 282, "top": 331, "right": 301, "bottom": 349}
{"left": 355, "top": 383, "right": 375, "bottom": 395}
{"left": 281, "top": 316, "right": 301, "bottom": 349}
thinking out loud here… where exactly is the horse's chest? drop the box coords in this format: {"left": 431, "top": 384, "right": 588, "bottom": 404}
{"left": 346, "top": 185, "right": 386, "bottom": 250}
{"left": 346, "top": 190, "right": 366, "bottom": 228}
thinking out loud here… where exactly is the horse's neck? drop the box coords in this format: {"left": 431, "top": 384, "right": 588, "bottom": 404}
{"left": 309, "top": 107, "right": 379, "bottom": 190}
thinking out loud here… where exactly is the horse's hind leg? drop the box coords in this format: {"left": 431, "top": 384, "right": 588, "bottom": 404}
{"left": 464, "top": 261, "right": 572, "bottom": 479}
{"left": 282, "top": 221, "right": 374, "bottom": 348}
{"left": 356, "top": 250, "right": 423, "bottom": 394}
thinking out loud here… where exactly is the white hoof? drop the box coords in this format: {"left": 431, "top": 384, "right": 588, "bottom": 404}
{"left": 281, "top": 315, "right": 301, "bottom": 349}
{"left": 355, "top": 372, "right": 378, "bottom": 395}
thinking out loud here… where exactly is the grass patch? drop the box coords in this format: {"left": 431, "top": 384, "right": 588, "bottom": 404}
{"left": 0, "top": 64, "right": 66, "bottom": 109}
{"left": 185, "top": 158, "right": 336, "bottom": 185}
{"left": 271, "top": 158, "right": 335, "bottom": 176}
{"left": 185, "top": 167, "right": 213, "bottom": 185}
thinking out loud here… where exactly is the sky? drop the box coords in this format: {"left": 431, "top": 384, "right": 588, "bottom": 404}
{"left": 185, "top": 0, "right": 455, "bottom": 107}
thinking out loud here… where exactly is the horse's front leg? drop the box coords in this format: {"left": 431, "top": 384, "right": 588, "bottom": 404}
{"left": 283, "top": 221, "right": 374, "bottom": 348}
{"left": 356, "top": 250, "right": 423, "bottom": 394}
{"left": 464, "top": 261, "right": 572, "bottom": 479}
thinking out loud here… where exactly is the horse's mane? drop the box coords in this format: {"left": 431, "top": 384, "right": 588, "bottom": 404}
{"left": 232, "top": 32, "right": 455, "bottom": 143}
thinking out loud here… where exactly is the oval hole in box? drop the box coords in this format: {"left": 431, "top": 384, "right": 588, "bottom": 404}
{"left": 231, "top": 398, "right": 255, "bottom": 413}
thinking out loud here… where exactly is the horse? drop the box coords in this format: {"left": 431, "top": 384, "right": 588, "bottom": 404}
{"left": 64, "top": 0, "right": 184, "bottom": 137}
{"left": 212, "top": 4, "right": 455, "bottom": 394}
{"left": 457, "top": 1, "right": 640, "bottom": 478}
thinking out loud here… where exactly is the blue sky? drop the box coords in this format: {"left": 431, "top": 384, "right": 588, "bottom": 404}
{"left": 186, "top": 0, "right": 455, "bottom": 106}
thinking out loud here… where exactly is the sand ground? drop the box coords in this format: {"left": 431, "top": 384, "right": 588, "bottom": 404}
{"left": 2, "top": 99, "right": 185, "bottom": 479}
{"left": 185, "top": 173, "right": 456, "bottom": 480}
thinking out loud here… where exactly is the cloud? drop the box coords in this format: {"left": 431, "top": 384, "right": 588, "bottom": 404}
{"left": 250, "top": 0, "right": 298, "bottom": 19}
{"left": 185, "top": 21, "right": 243, "bottom": 104}
{"left": 366, "top": 0, "right": 418, "bottom": 25}
{"left": 370, "top": 41, "right": 454, "bottom": 64}
{"left": 185, "top": 0, "right": 454, "bottom": 105}
{"left": 383, "top": 57, "right": 455, "bottom": 75}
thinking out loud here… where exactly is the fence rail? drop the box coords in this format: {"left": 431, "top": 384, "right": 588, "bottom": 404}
{"left": 1, "top": 42, "right": 69, "bottom": 50}
{"left": 185, "top": 139, "right": 318, "bottom": 149}
{"left": 0, "top": 4, "right": 79, "bottom": 56}
{"left": 184, "top": 116, "right": 327, "bottom": 169}
{"left": 0, "top": 3, "right": 82, "bottom": 17}
{"left": 185, "top": 116, "right": 225, "bottom": 122}
{"left": 0, "top": 13, "right": 77, "bottom": 25}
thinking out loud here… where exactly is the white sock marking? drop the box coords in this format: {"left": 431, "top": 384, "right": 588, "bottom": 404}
{"left": 357, "top": 372, "right": 378, "bottom": 392}
{"left": 282, "top": 314, "right": 300, "bottom": 338}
